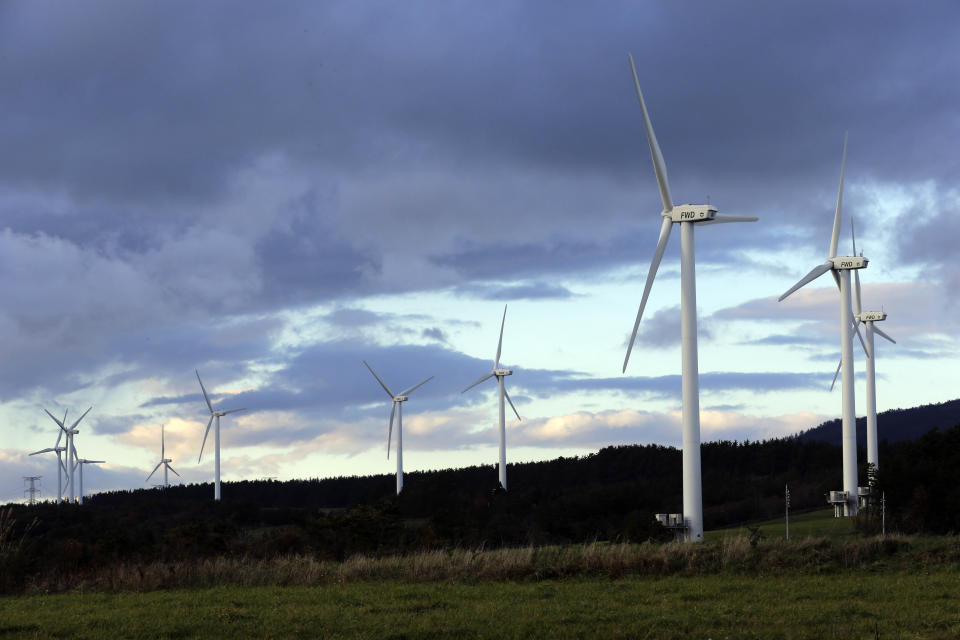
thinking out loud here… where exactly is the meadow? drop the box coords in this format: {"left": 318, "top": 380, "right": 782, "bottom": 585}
{"left": 1, "top": 569, "right": 958, "bottom": 639}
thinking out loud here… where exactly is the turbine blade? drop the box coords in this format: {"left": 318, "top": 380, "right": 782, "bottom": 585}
{"left": 161, "top": 424, "right": 165, "bottom": 459}
{"left": 462, "top": 372, "right": 495, "bottom": 394}
{"left": 503, "top": 386, "right": 521, "bottom": 421}
{"left": 698, "top": 214, "right": 759, "bottom": 225}
{"left": 623, "top": 216, "right": 673, "bottom": 372}
{"left": 854, "top": 270, "right": 862, "bottom": 316}
{"left": 198, "top": 415, "right": 214, "bottom": 462}
{"left": 221, "top": 408, "right": 246, "bottom": 415}
{"left": 778, "top": 261, "right": 833, "bottom": 302}
{"left": 851, "top": 217, "right": 858, "bottom": 256}
{"left": 831, "top": 270, "right": 840, "bottom": 290}
{"left": 363, "top": 360, "right": 394, "bottom": 398}
{"left": 55, "top": 429, "right": 63, "bottom": 447}
{"left": 44, "top": 408, "right": 66, "bottom": 430}
{"left": 387, "top": 402, "right": 396, "bottom": 460}
{"left": 873, "top": 325, "right": 896, "bottom": 344}
{"left": 146, "top": 462, "right": 163, "bottom": 483}
{"left": 167, "top": 463, "right": 181, "bottom": 478}
{"left": 29, "top": 448, "right": 55, "bottom": 456}
{"left": 400, "top": 376, "right": 434, "bottom": 397}
{"left": 828, "top": 132, "right": 848, "bottom": 259}
{"left": 829, "top": 358, "right": 842, "bottom": 392}
{"left": 853, "top": 317, "right": 868, "bottom": 356}
{"left": 628, "top": 53, "right": 673, "bottom": 211}
{"left": 494, "top": 304, "right": 507, "bottom": 369}
{"left": 68, "top": 406, "right": 92, "bottom": 430}
{"left": 196, "top": 370, "right": 214, "bottom": 413}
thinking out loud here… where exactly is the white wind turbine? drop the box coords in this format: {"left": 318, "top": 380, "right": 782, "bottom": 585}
{"left": 363, "top": 360, "right": 433, "bottom": 495}
{"left": 829, "top": 219, "right": 896, "bottom": 471}
{"left": 621, "top": 54, "right": 758, "bottom": 542}
{"left": 77, "top": 458, "right": 104, "bottom": 505}
{"left": 42, "top": 407, "right": 92, "bottom": 504}
{"left": 146, "top": 424, "right": 181, "bottom": 488}
{"left": 29, "top": 410, "right": 68, "bottom": 503}
{"left": 462, "top": 304, "right": 521, "bottom": 491}
{"left": 779, "top": 133, "right": 868, "bottom": 516}
{"left": 196, "top": 370, "right": 246, "bottom": 501}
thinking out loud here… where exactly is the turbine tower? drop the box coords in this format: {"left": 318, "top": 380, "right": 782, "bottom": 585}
{"left": 77, "top": 458, "right": 104, "bottom": 505}
{"left": 42, "top": 407, "right": 92, "bottom": 504}
{"left": 28, "top": 413, "right": 68, "bottom": 503}
{"left": 146, "top": 424, "right": 181, "bottom": 488}
{"left": 829, "top": 220, "right": 896, "bottom": 471}
{"left": 196, "top": 370, "right": 246, "bottom": 501}
{"left": 621, "top": 54, "right": 758, "bottom": 542}
{"left": 779, "top": 133, "right": 867, "bottom": 516}
{"left": 363, "top": 360, "right": 433, "bottom": 495}
{"left": 462, "top": 304, "right": 521, "bottom": 491}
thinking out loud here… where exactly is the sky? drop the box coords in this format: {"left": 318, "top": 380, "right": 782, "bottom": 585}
{"left": 2, "top": 1, "right": 959, "bottom": 503}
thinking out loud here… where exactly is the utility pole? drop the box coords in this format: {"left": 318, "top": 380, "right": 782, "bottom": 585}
{"left": 23, "top": 476, "right": 42, "bottom": 505}
{"left": 785, "top": 484, "right": 790, "bottom": 541}
{"left": 881, "top": 492, "right": 886, "bottom": 537}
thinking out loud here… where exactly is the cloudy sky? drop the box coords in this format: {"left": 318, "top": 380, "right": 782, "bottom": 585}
{"left": 3, "top": 1, "right": 958, "bottom": 502}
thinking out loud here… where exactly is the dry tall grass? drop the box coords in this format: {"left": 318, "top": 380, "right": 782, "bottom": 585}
{"left": 19, "top": 534, "right": 960, "bottom": 595}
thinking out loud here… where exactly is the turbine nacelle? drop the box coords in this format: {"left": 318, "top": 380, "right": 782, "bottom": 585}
{"left": 663, "top": 204, "right": 716, "bottom": 223}
{"left": 858, "top": 311, "right": 887, "bottom": 322}
{"left": 830, "top": 256, "right": 868, "bottom": 270}
{"left": 392, "top": 395, "right": 409, "bottom": 403}
{"left": 494, "top": 368, "right": 513, "bottom": 377}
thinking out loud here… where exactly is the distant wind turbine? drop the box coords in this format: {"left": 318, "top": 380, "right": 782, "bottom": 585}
{"left": 42, "top": 407, "right": 92, "bottom": 504}
{"left": 462, "top": 304, "right": 521, "bottom": 491}
{"left": 829, "top": 219, "right": 896, "bottom": 471}
{"left": 621, "top": 54, "right": 758, "bottom": 542}
{"left": 77, "top": 458, "right": 104, "bottom": 505}
{"left": 29, "top": 410, "right": 68, "bottom": 503}
{"left": 779, "top": 133, "right": 868, "bottom": 516}
{"left": 363, "top": 360, "right": 433, "bottom": 495}
{"left": 196, "top": 370, "right": 246, "bottom": 501}
{"left": 146, "top": 424, "right": 181, "bottom": 488}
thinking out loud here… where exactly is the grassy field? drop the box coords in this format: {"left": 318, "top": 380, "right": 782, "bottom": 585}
{"left": 2, "top": 570, "right": 959, "bottom": 639}
{"left": 705, "top": 507, "right": 858, "bottom": 542}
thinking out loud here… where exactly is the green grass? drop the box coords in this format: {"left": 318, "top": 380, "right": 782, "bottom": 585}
{"left": 2, "top": 571, "right": 959, "bottom": 639}
{"left": 705, "top": 508, "right": 857, "bottom": 542}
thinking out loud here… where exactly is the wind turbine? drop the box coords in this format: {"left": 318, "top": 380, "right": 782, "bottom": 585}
{"left": 77, "top": 458, "right": 104, "bottom": 505}
{"left": 146, "top": 424, "right": 181, "bottom": 488}
{"left": 779, "top": 133, "right": 867, "bottom": 516}
{"left": 828, "top": 219, "right": 896, "bottom": 471}
{"left": 196, "top": 370, "right": 246, "bottom": 501}
{"left": 42, "top": 407, "right": 92, "bottom": 504}
{"left": 462, "top": 304, "right": 521, "bottom": 491}
{"left": 621, "top": 54, "right": 758, "bottom": 542}
{"left": 363, "top": 360, "right": 433, "bottom": 495}
{"left": 29, "top": 411, "right": 68, "bottom": 503}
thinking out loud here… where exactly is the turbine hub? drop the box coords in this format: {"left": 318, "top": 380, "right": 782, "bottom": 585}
{"left": 830, "top": 255, "right": 868, "bottom": 270}
{"left": 663, "top": 204, "right": 716, "bottom": 223}
{"left": 858, "top": 311, "right": 887, "bottom": 322}
{"left": 494, "top": 368, "right": 513, "bottom": 376}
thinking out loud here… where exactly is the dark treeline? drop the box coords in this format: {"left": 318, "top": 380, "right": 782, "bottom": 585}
{"left": 798, "top": 398, "right": 960, "bottom": 446}
{"left": 3, "top": 424, "right": 959, "bottom": 593}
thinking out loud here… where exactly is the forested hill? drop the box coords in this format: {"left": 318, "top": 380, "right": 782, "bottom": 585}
{"left": 796, "top": 398, "right": 960, "bottom": 446}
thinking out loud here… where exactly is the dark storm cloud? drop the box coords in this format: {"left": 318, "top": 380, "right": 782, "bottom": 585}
{"left": 455, "top": 282, "right": 576, "bottom": 301}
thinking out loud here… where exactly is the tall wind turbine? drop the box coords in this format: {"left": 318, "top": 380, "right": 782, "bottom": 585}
{"left": 146, "top": 424, "right": 181, "bottom": 488}
{"left": 779, "top": 133, "right": 867, "bottom": 516}
{"left": 829, "top": 220, "right": 896, "bottom": 471}
{"left": 42, "top": 407, "right": 92, "bottom": 504}
{"left": 77, "top": 458, "right": 104, "bottom": 505}
{"left": 196, "top": 370, "right": 246, "bottom": 501}
{"left": 621, "top": 54, "right": 758, "bottom": 542}
{"left": 29, "top": 413, "right": 68, "bottom": 503}
{"left": 462, "top": 304, "right": 521, "bottom": 491}
{"left": 363, "top": 361, "right": 433, "bottom": 495}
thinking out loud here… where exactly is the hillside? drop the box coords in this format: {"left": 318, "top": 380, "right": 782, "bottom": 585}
{"left": 796, "top": 397, "right": 960, "bottom": 446}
